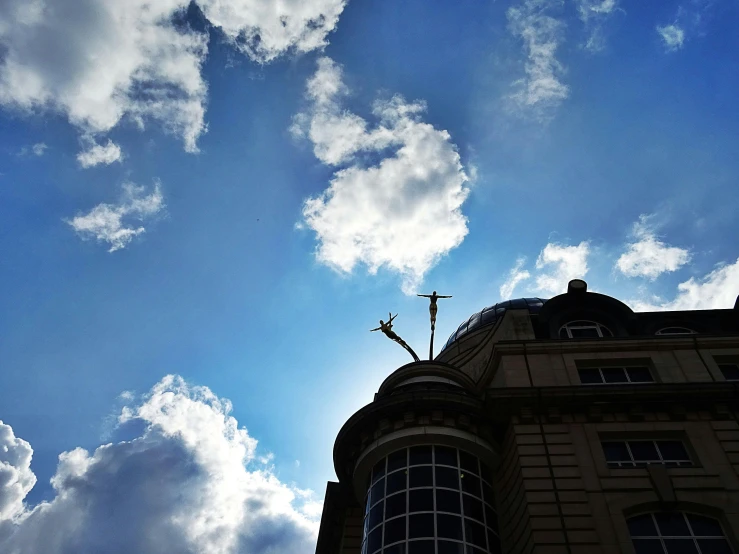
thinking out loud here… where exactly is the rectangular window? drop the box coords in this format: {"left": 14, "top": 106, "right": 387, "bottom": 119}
{"left": 601, "top": 440, "right": 692, "bottom": 468}
{"left": 578, "top": 366, "right": 653, "bottom": 385}
{"left": 719, "top": 363, "right": 739, "bottom": 382}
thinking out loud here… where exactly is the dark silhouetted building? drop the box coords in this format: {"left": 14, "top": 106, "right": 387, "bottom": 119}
{"left": 315, "top": 281, "right": 739, "bottom": 554}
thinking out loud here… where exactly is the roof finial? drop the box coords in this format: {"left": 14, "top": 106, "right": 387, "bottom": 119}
{"left": 418, "top": 291, "right": 452, "bottom": 359}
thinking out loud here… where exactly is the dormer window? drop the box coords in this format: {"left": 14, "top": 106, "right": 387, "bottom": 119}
{"left": 559, "top": 320, "right": 613, "bottom": 339}
{"left": 655, "top": 327, "right": 696, "bottom": 335}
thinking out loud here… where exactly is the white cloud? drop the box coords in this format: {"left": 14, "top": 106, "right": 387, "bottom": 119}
{"left": 657, "top": 24, "right": 685, "bottom": 51}
{"left": 67, "top": 181, "right": 164, "bottom": 252}
{"left": 293, "top": 57, "right": 470, "bottom": 294}
{"left": 0, "top": 421, "right": 36, "bottom": 522}
{"left": 574, "top": 0, "right": 618, "bottom": 51}
{"left": 616, "top": 215, "right": 691, "bottom": 280}
{"left": 77, "top": 139, "right": 123, "bottom": 168}
{"left": 0, "top": 375, "right": 319, "bottom": 554}
{"left": 630, "top": 257, "right": 739, "bottom": 312}
{"left": 500, "top": 257, "right": 531, "bottom": 299}
{"left": 534, "top": 241, "right": 590, "bottom": 295}
{"left": 507, "top": 0, "right": 569, "bottom": 119}
{"left": 0, "top": 0, "right": 346, "bottom": 152}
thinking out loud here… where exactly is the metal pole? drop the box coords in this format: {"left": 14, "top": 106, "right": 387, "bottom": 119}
{"left": 429, "top": 327, "right": 435, "bottom": 360}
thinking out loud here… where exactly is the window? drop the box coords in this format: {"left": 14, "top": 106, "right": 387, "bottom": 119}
{"left": 362, "top": 445, "right": 499, "bottom": 554}
{"left": 655, "top": 327, "right": 696, "bottom": 335}
{"left": 559, "top": 320, "right": 613, "bottom": 339}
{"left": 578, "top": 366, "right": 653, "bottom": 384}
{"left": 628, "top": 512, "right": 733, "bottom": 554}
{"left": 719, "top": 363, "right": 739, "bottom": 382}
{"left": 602, "top": 440, "right": 692, "bottom": 467}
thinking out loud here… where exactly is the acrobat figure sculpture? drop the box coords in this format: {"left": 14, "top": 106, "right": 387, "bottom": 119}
{"left": 417, "top": 291, "right": 452, "bottom": 331}
{"left": 370, "top": 312, "right": 420, "bottom": 362}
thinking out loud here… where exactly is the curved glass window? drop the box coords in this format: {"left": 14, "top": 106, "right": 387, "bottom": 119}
{"left": 628, "top": 512, "right": 733, "bottom": 554}
{"left": 559, "top": 320, "right": 613, "bottom": 339}
{"left": 656, "top": 327, "right": 696, "bottom": 336}
{"left": 362, "top": 446, "right": 499, "bottom": 554}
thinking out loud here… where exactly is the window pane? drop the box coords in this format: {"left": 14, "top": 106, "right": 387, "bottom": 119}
{"left": 629, "top": 441, "right": 659, "bottom": 462}
{"left": 482, "top": 482, "right": 495, "bottom": 504}
{"left": 487, "top": 529, "right": 501, "bottom": 554}
{"left": 386, "top": 492, "right": 407, "bottom": 519}
{"left": 409, "top": 467, "right": 433, "bottom": 488}
{"left": 559, "top": 327, "right": 569, "bottom": 339}
{"left": 369, "top": 501, "right": 384, "bottom": 530}
{"left": 371, "top": 478, "right": 385, "bottom": 504}
{"left": 435, "top": 446, "right": 458, "bottom": 467}
{"left": 654, "top": 513, "right": 690, "bottom": 536}
{"left": 628, "top": 367, "right": 654, "bottom": 383}
{"left": 628, "top": 514, "right": 658, "bottom": 536}
{"left": 459, "top": 451, "right": 479, "bottom": 475}
{"left": 437, "top": 541, "right": 464, "bottom": 554}
{"left": 408, "top": 540, "right": 435, "bottom": 554}
{"left": 384, "top": 517, "right": 406, "bottom": 545}
{"left": 663, "top": 539, "right": 698, "bottom": 554}
{"left": 384, "top": 544, "right": 406, "bottom": 554}
{"left": 687, "top": 514, "right": 723, "bottom": 536}
{"left": 372, "top": 459, "right": 386, "bottom": 483}
{"left": 463, "top": 494, "right": 484, "bottom": 522}
{"left": 388, "top": 450, "right": 407, "bottom": 472}
{"left": 461, "top": 473, "right": 481, "bottom": 496}
{"left": 696, "top": 540, "right": 732, "bottom": 554}
{"left": 408, "top": 513, "right": 434, "bottom": 539}
{"left": 368, "top": 527, "right": 382, "bottom": 553}
{"left": 436, "top": 467, "right": 460, "bottom": 490}
{"left": 386, "top": 470, "right": 407, "bottom": 495}
{"left": 719, "top": 364, "right": 739, "bottom": 381}
{"left": 633, "top": 539, "right": 665, "bottom": 554}
{"left": 600, "top": 326, "right": 613, "bottom": 337}
{"left": 602, "top": 441, "right": 631, "bottom": 462}
{"left": 465, "top": 518, "right": 487, "bottom": 548}
{"left": 409, "top": 489, "right": 433, "bottom": 513}
{"left": 571, "top": 327, "right": 600, "bottom": 338}
{"left": 436, "top": 488, "right": 461, "bottom": 514}
{"left": 409, "top": 446, "right": 432, "bottom": 466}
{"left": 657, "top": 441, "right": 689, "bottom": 462}
{"left": 485, "top": 504, "right": 498, "bottom": 533}
{"left": 602, "top": 367, "right": 628, "bottom": 383}
{"left": 437, "top": 514, "right": 463, "bottom": 540}
{"left": 578, "top": 368, "right": 603, "bottom": 384}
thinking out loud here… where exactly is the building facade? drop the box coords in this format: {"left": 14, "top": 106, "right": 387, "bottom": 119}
{"left": 315, "top": 281, "right": 739, "bottom": 554}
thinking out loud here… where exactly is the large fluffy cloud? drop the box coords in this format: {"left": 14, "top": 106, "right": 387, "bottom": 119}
{"left": 0, "top": 0, "right": 346, "bottom": 152}
{"left": 615, "top": 215, "right": 691, "bottom": 280}
{"left": 630, "top": 258, "right": 739, "bottom": 312}
{"left": 506, "top": 0, "right": 569, "bottom": 119}
{"left": 0, "top": 376, "right": 319, "bottom": 554}
{"left": 292, "top": 57, "right": 470, "bottom": 294}
{"left": 0, "top": 422, "right": 36, "bottom": 522}
{"left": 534, "top": 241, "right": 590, "bottom": 295}
{"left": 66, "top": 181, "right": 165, "bottom": 252}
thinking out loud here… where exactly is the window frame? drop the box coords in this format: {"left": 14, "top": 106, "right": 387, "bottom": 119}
{"left": 655, "top": 327, "right": 696, "bottom": 336}
{"left": 601, "top": 439, "right": 693, "bottom": 468}
{"left": 718, "top": 363, "right": 739, "bottom": 382}
{"left": 627, "top": 511, "right": 734, "bottom": 554}
{"left": 577, "top": 365, "right": 654, "bottom": 385}
{"left": 559, "top": 320, "right": 613, "bottom": 339}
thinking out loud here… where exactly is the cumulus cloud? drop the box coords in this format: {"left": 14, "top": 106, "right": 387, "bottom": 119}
{"left": 0, "top": 375, "right": 320, "bottom": 554}
{"left": 630, "top": 257, "right": 739, "bottom": 312}
{"left": 506, "top": 0, "right": 569, "bottom": 119}
{"left": 616, "top": 215, "right": 691, "bottom": 280}
{"left": 534, "top": 241, "right": 590, "bottom": 295}
{"left": 500, "top": 257, "right": 531, "bottom": 299}
{"left": 574, "top": 0, "right": 618, "bottom": 51}
{"left": 66, "top": 181, "right": 164, "bottom": 252}
{"left": 657, "top": 24, "right": 686, "bottom": 51}
{"left": 292, "top": 57, "right": 470, "bottom": 294}
{"left": 77, "top": 139, "right": 123, "bottom": 168}
{"left": 0, "top": 0, "right": 346, "bottom": 152}
{"left": 0, "top": 421, "right": 36, "bottom": 522}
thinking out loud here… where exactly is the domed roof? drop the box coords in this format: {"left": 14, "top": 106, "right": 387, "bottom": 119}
{"left": 439, "top": 297, "right": 547, "bottom": 352}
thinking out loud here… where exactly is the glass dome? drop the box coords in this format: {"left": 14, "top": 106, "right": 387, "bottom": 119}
{"left": 439, "top": 298, "right": 547, "bottom": 353}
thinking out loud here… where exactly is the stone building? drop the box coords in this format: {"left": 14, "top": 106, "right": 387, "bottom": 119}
{"left": 315, "top": 280, "right": 739, "bottom": 554}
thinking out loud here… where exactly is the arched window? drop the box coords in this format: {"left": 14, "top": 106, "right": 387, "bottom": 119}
{"left": 655, "top": 327, "right": 696, "bottom": 336}
{"left": 558, "top": 320, "right": 613, "bottom": 339}
{"left": 628, "top": 512, "right": 733, "bottom": 554}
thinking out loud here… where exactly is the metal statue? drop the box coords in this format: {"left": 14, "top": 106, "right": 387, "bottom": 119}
{"left": 370, "top": 313, "right": 420, "bottom": 362}
{"left": 418, "top": 291, "right": 452, "bottom": 360}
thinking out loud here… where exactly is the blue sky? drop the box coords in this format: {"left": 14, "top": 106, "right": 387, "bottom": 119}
{"left": 1, "top": 0, "right": 738, "bottom": 552}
